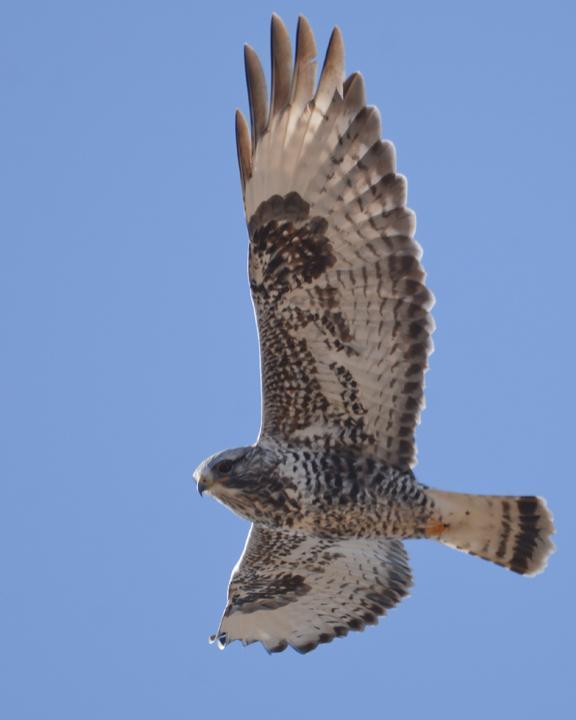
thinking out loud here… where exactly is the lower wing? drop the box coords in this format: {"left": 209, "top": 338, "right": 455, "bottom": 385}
{"left": 211, "top": 524, "right": 412, "bottom": 654}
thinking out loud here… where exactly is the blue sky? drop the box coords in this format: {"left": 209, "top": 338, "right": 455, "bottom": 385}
{"left": 2, "top": 1, "right": 575, "bottom": 718}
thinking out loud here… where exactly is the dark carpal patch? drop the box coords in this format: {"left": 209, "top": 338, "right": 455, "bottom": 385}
{"left": 248, "top": 191, "right": 311, "bottom": 235}
{"left": 249, "top": 192, "right": 336, "bottom": 300}
{"left": 229, "top": 572, "right": 311, "bottom": 614}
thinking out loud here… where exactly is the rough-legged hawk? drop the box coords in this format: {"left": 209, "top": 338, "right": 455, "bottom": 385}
{"left": 193, "top": 15, "right": 555, "bottom": 654}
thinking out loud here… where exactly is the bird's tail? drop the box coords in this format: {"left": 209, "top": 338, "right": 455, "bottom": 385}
{"left": 426, "top": 489, "right": 555, "bottom": 575}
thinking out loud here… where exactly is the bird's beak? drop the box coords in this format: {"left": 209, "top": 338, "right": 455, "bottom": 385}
{"left": 197, "top": 476, "right": 208, "bottom": 497}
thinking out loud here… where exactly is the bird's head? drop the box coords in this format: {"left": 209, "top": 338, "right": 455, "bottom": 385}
{"left": 193, "top": 445, "right": 281, "bottom": 517}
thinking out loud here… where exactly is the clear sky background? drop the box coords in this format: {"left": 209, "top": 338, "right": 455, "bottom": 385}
{"left": 2, "top": 1, "right": 575, "bottom": 718}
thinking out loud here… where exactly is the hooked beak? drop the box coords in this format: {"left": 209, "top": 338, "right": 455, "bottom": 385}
{"left": 196, "top": 473, "right": 231, "bottom": 498}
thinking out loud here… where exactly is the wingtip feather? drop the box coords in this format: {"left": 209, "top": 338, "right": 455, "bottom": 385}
{"left": 315, "top": 25, "right": 345, "bottom": 109}
{"left": 343, "top": 71, "right": 366, "bottom": 111}
{"left": 244, "top": 43, "right": 268, "bottom": 146}
{"left": 270, "top": 14, "right": 292, "bottom": 119}
{"left": 235, "top": 109, "right": 252, "bottom": 191}
{"left": 291, "top": 15, "right": 317, "bottom": 108}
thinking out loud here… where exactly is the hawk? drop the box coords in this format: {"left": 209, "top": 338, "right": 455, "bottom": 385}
{"left": 193, "top": 15, "right": 555, "bottom": 654}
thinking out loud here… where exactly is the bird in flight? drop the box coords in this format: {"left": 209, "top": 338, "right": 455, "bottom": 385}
{"left": 194, "top": 15, "right": 555, "bottom": 654}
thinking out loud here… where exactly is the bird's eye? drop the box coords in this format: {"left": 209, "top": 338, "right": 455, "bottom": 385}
{"left": 215, "top": 460, "right": 234, "bottom": 474}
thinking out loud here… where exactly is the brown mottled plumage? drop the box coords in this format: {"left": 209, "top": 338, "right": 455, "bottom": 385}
{"left": 193, "top": 15, "right": 555, "bottom": 655}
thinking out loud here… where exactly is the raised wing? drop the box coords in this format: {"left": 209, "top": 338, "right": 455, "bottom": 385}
{"left": 236, "top": 16, "right": 435, "bottom": 468}
{"left": 211, "top": 524, "right": 412, "bottom": 654}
